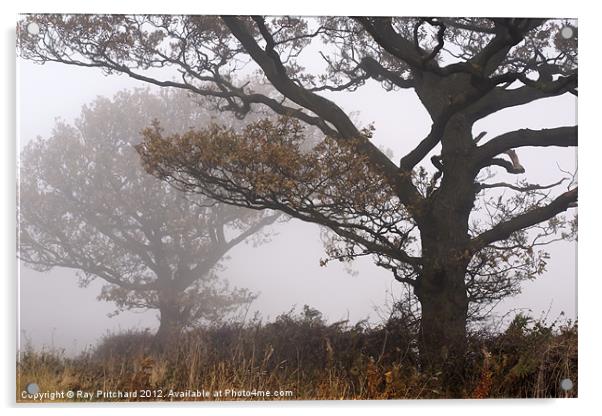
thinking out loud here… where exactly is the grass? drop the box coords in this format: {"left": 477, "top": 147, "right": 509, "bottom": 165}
{"left": 16, "top": 306, "right": 577, "bottom": 402}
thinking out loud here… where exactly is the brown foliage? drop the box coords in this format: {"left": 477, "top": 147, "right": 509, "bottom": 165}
{"left": 17, "top": 309, "right": 576, "bottom": 401}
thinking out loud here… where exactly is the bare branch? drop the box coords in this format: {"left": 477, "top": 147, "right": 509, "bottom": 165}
{"left": 476, "top": 178, "right": 567, "bottom": 192}
{"left": 354, "top": 17, "right": 426, "bottom": 70}
{"left": 483, "top": 157, "right": 526, "bottom": 174}
{"left": 471, "top": 187, "right": 577, "bottom": 250}
{"left": 359, "top": 56, "right": 415, "bottom": 89}
{"left": 469, "top": 19, "right": 546, "bottom": 75}
{"left": 467, "top": 74, "right": 577, "bottom": 121}
{"left": 476, "top": 126, "right": 577, "bottom": 167}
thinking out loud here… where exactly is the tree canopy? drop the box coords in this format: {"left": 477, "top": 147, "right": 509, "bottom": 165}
{"left": 18, "top": 88, "right": 279, "bottom": 343}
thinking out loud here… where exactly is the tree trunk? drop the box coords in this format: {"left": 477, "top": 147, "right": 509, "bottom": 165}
{"left": 416, "top": 167, "right": 475, "bottom": 397}
{"left": 153, "top": 299, "right": 183, "bottom": 353}
{"left": 416, "top": 259, "right": 470, "bottom": 397}
{"left": 413, "top": 112, "right": 477, "bottom": 397}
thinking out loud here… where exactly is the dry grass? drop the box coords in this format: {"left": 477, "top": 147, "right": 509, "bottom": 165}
{"left": 16, "top": 307, "right": 577, "bottom": 402}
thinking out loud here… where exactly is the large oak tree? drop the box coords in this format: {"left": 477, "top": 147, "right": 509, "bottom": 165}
{"left": 18, "top": 88, "right": 279, "bottom": 348}
{"left": 18, "top": 16, "right": 577, "bottom": 388}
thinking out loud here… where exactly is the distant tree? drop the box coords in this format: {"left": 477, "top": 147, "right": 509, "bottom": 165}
{"left": 18, "top": 16, "right": 577, "bottom": 391}
{"left": 18, "top": 88, "right": 279, "bottom": 348}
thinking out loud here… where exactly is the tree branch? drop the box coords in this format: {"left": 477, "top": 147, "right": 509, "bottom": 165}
{"left": 439, "top": 18, "right": 496, "bottom": 34}
{"left": 178, "top": 213, "right": 281, "bottom": 289}
{"left": 225, "top": 212, "right": 281, "bottom": 249}
{"left": 359, "top": 56, "right": 415, "bottom": 89}
{"left": 223, "top": 16, "right": 362, "bottom": 139}
{"left": 222, "top": 16, "right": 425, "bottom": 214}
{"left": 482, "top": 157, "right": 526, "bottom": 174}
{"left": 399, "top": 113, "right": 450, "bottom": 171}
{"left": 476, "top": 126, "right": 577, "bottom": 166}
{"left": 466, "top": 74, "right": 577, "bottom": 121}
{"left": 476, "top": 178, "right": 567, "bottom": 193}
{"left": 469, "top": 19, "right": 546, "bottom": 75}
{"left": 471, "top": 187, "right": 577, "bottom": 250}
{"left": 354, "top": 17, "right": 426, "bottom": 70}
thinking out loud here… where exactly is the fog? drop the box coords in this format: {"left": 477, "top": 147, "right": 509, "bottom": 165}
{"left": 17, "top": 39, "right": 577, "bottom": 355}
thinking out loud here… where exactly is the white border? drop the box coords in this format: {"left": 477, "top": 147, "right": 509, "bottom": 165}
{"left": 2, "top": 2, "right": 599, "bottom": 415}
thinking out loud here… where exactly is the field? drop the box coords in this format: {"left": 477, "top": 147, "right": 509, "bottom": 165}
{"left": 17, "top": 307, "right": 577, "bottom": 402}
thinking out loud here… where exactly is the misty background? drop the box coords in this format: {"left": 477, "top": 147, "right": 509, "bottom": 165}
{"left": 17, "top": 44, "right": 577, "bottom": 355}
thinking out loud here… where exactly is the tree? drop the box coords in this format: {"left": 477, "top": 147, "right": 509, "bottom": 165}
{"left": 18, "top": 16, "right": 577, "bottom": 389}
{"left": 18, "top": 88, "right": 279, "bottom": 348}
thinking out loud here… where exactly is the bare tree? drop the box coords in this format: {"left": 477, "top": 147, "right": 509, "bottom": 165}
{"left": 18, "top": 88, "right": 279, "bottom": 348}
{"left": 18, "top": 16, "right": 577, "bottom": 389}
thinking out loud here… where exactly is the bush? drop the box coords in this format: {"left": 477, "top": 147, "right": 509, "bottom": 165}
{"left": 16, "top": 307, "right": 577, "bottom": 401}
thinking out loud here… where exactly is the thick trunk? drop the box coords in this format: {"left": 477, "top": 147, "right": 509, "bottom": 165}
{"left": 416, "top": 261, "right": 470, "bottom": 396}
{"left": 413, "top": 112, "right": 477, "bottom": 396}
{"left": 153, "top": 298, "right": 183, "bottom": 353}
{"left": 416, "top": 176, "right": 474, "bottom": 396}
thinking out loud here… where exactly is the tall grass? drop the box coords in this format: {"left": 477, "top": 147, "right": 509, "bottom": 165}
{"left": 17, "top": 307, "right": 577, "bottom": 401}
